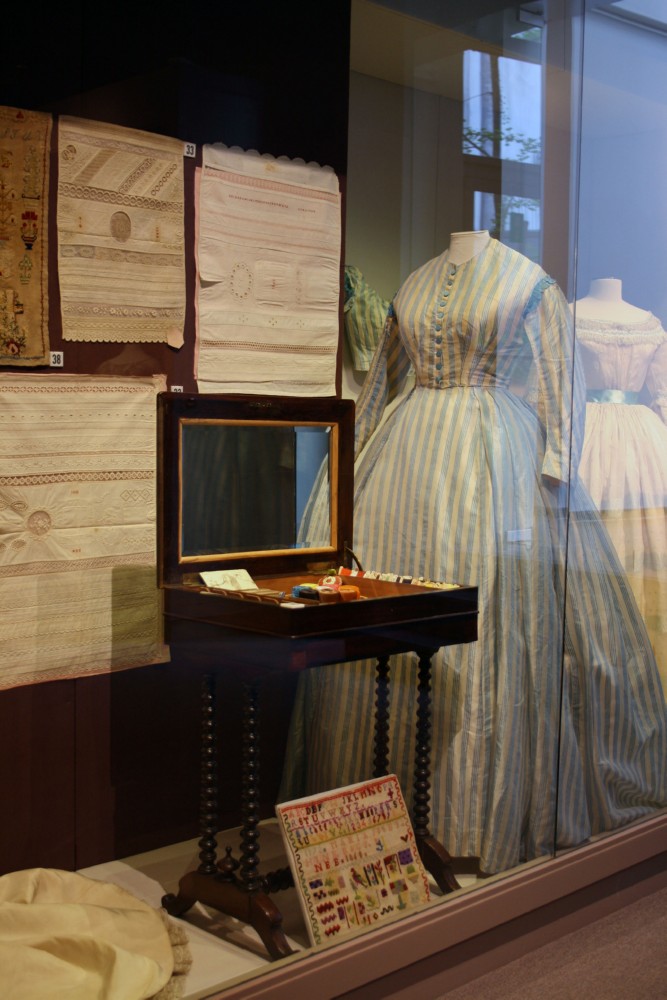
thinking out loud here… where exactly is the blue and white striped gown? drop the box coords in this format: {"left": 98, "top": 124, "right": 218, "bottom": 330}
{"left": 281, "top": 240, "right": 667, "bottom": 874}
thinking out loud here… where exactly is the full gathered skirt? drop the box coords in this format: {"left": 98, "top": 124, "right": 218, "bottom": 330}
{"left": 579, "top": 400, "right": 667, "bottom": 693}
{"left": 281, "top": 384, "right": 667, "bottom": 874}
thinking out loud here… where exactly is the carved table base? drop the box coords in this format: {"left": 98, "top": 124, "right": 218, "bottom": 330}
{"left": 163, "top": 869, "right": 294, "bottom": 961}
{"left": 162, "top": 677, "right": 296, "bottom": 959}
{"left": 163, "top": 648, "right": 459, "bottom": 959}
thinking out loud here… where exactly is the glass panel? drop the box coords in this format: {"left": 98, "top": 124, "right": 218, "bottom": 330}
{"left": 566, "top": 0, "right": 667, "bottom": 847}
{"left": 299, "top": 0, "right": 572, "bottom": 891}
{"left": 288, "top": 4, "right": 666, "bottom": 938}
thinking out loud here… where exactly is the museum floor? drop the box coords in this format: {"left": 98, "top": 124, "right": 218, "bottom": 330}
{"left": 439, "top": 881, "right": 667, "bottom": 1000}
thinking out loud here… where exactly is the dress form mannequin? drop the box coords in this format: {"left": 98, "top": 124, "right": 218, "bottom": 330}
{"left": 575, "top": 276, "right": 667, "bottom": 694}
{"left": 575, "top": 277, "right": 650, "bottom": 323}
{"left": 448, "top": 230, "right": 490, "bottom": 265}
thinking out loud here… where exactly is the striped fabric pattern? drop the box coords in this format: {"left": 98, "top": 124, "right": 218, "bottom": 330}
{"left": 282, "top": 240, "right": 666, "bottom": 875}
{"left": 343, "top": 265, "right": 391, "bottom": 371}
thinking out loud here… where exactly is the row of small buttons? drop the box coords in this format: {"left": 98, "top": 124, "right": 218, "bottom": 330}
{"left": 433, "top": 266, "right": 456, "bottom": 385}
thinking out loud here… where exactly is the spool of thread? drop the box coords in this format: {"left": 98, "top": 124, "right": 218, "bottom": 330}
{"left": 291, "top": 584, "right": 320, "bottom": 600}
{"left": 318, "top": 587, "right": 341, "bottom": 603}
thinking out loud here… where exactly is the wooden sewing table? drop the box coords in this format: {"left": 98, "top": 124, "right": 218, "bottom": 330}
{"left": 160, "top": 575, "right": 478, "bottom": 960}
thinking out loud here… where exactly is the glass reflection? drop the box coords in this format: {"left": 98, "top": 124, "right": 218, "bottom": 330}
{"left": 281, "top": 0, "right": 667, "bottom": 910}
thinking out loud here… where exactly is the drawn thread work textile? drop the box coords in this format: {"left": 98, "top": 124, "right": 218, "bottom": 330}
{"left": 0, "top": 373, "right": 168, "bottom": 689}
{"left": 57, "top": 117, "right": 185, "bottom": 347}
{"left": 576, "top": 312, "right": 667, "bottom": 693}
{"left": 281, "top": 239, "right": 667, "bottom": 876}
{"left": 196, "top": 144, "right": 341, "bottom": 396}
{"left": 0, "top": 105, "right": 52, "bottom": 366}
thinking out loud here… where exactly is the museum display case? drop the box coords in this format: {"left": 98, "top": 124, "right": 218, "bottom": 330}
{"left": 0, "top": 0, "right": 666, "bottom": 997}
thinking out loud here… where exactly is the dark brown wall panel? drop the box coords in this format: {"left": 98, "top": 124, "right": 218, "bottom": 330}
{"left": 0, "top": 680, "right": 76, "bottom": 872}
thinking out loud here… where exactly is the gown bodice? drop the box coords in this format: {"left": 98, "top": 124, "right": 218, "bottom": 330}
{"left": 575, "top": 313, "right": 667, "bottom": 401}
{"left": 356, "top": 238, "right": 585, "bottom": 485}
{"left": 393, "top": 243, "right": 543, "bottom": 389}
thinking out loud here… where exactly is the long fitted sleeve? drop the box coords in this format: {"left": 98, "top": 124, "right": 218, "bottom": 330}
{"left": 343, "top": 266, "right": 391, "bottom": 371}
{"left": 524, "top": 279, "right": 586, "bottom": 482}
{"left": 354, "top": 306, "right": 412, "bottom": 459}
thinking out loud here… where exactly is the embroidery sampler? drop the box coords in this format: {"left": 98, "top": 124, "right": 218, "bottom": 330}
{"left": 0, "top": 373, "right": 168, "bottom": 689}
{"left": 276, "top": 775, "right": 430, "bottom": 947}
{"left": 57, "top": 117, "right": 185, "bottom": 347}
{"left": 0, "top": 106, "right": 52, "bottom": 366}
{"left": 196, "top": 144, "right": 341, "bottom": 396}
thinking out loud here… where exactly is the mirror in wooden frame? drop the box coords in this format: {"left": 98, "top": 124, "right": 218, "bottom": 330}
{"left": 157, "top": 393, "right": 355, "bottom": 585}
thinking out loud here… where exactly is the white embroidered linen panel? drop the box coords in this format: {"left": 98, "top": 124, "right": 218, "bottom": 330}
{"left": 0, "top": 373, "right": 168, "bottom": 689}
{"left": 57, "top": 117, "right": 185, "bottom": 347}
{"left": 196, "top": 144, "right": 341, "bottom": 395}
